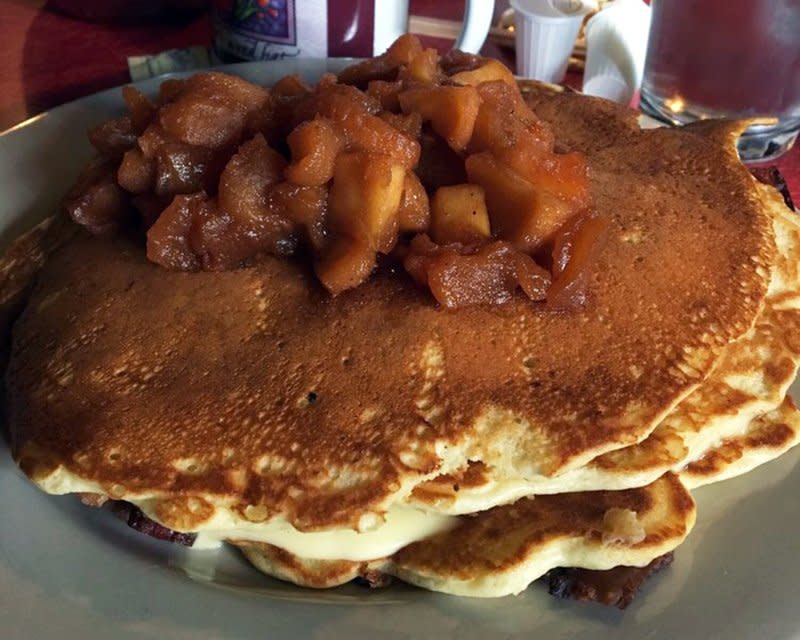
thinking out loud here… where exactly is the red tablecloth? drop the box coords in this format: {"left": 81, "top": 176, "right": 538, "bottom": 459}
{"left": 1, "top": 0, "right": 798, "bottom": 197}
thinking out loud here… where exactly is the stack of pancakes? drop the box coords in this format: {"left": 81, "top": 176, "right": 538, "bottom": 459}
{"left": 4, "top": 82, "right": 800, "bottom": 599}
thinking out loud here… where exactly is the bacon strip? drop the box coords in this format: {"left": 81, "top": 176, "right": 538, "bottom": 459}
{"left": 110, "top": 501, "right": 197, "bottom": 547}
{"left": 546, "top": 552, "right": 674, "bottom": 609}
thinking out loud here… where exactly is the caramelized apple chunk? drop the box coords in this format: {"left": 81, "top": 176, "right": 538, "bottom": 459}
{"left": 192, "top": 199, "right": 296, "bottom": 270}
{"left": 429, "top": 184, "right": 491, "bottom": 244}
{"left": 427, "top": 247, "right": 482, "bottom": 303}
{"left": 154, "top": 143, "right": 214, "bottom": 197}
{"left": 122, "top": 85, "right": 157, "bottom": 134}
{"left": 404, "top": 235, "right": 550, "bottom": 309}
{"left": 466, "top": 151, "right": 567, "bottom": 251}
{"left": 378, "top": 111, "right": 423, "bottom": 141}
{"left": 397, "top": 172, "right": 430, "bottom": 233}
{"left": 340, "top": 111, "right": 421, "bottom": 170}
{"left": 399, "top": 85, "right": 481, "bottom": 152}
{"left": 451, "top": 59, "right": 516, "bottom": 88}
{"left": 300, "top": 82, "right": 419, "bottom": 169}
{"left": 118, "top": 148, "right": 155, "bottom": 194}
{"left": 271, "top": 74, "right": 312, "bottom": 98}
{"left": 299, "top": 81, "right": 382, "bottom": 124}
{"left": 337, "top": 33, "right": 425, "bottom": 88}
{"left": 495, "top": 141, "right": 590, "bottom": 206}
{"left": 470, "top": 81, "right": 554, "bottom": 154}
{"left": 285, "top": 118, "right": 344, "bottom": 186}
{"left": 336, "top": 57, "right": 396, "bottom": 90}
{"left": 465, "top": 151, "right": 544, "bottom": 252}
{"left": 315, "top": 238, "right": 376, "bottom": 295}
{"left": 328, "top": 152, "right": 405, "bottom": 254}
{"left": 218, "top": 133, "right": 287, "bottom": 225}
{"left": 146, "top": 193, "right": 204, "bottom": 271}
{"left": 368, "top": 80, "right": 404, "bottom": 111}
{"left": 159, "top": 73, "right": 269, "bottom": 149}
{"left": 548, "top": 210, "right": 610, "bottom": 310}
{"left": 399, "top": 48, "right": 440, "bottom": 84}
{"left": 337, "top": 58, "right": 397, "bottom": 88}
{"left": 515, "top": 251, "right": 552, "bottom": 301}
{"left": 137, "top": 124, "right": 169, "bottom": 160}
{"left": 268, "top": 183, "right": 328, "bottom": 252}
{"left": 439, "top": 50, "right": 484, "bottom": 75}
{"left": 385, "top": 33, "right": 425, "bottom": 66}
{"left": 182, "top": 199, "right": 242, "bottom": 271}
{"left": 88, "top": 116, "right": 137, "bottom": 160}
{"left": 64, "top": 159, "right": 131, "bottom": 235}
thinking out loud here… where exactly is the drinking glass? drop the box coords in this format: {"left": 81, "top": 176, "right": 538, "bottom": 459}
{"left": 639, "top": 0, "right": 800, "bottom": 162}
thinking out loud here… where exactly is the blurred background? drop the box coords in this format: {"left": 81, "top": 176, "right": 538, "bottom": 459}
{"left": 1, "top": 0, "right": 797, "bottom": 187}
{"left": 1, "top": 0, "right": 519, "bottom": 130}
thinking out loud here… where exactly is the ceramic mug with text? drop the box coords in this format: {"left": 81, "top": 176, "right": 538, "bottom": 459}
{"left": 213, "top": 0, "right": 496, "bottom": 61}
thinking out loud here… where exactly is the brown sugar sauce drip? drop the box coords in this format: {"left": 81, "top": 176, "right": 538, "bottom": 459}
{"left": 63, "top": 34, "right": 603, "bottom": 310}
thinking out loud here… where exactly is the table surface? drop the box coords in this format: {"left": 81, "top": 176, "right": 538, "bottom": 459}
{"left": 1, "top": 0, "right": 797, "bottom": 196}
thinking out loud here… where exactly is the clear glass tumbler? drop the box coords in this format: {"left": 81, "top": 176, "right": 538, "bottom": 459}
{"left": 640, "top": 0, "right": 800, "bottom": 162}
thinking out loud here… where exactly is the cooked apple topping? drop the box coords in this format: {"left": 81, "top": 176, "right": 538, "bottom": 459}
{"left": 63, "top": 34, "right": 606, "bottom": 309}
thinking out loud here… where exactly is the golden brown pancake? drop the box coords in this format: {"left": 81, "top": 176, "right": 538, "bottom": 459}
{"left": 212, "top": 395, "right": 800, "bottom": 595}
{"left": 394, "top": 472, "right": 696, "bottom": 598}
{"left": 7, "top": 91, "right": 775, "bottom": 537}
{"left": 236, "top": 473, "right": 695, "bottom": 596}
{"left": 409, "top": 197, "right": 800, "bottom": 513}
{"left": 681, "top": 396, "right": 800, "bottom": 488}
{"left": 233, "top": 389, "right": 799, "bottom": 596}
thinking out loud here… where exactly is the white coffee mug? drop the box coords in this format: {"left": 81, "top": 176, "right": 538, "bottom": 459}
{"left": 213, "top": 0, "right": 496, "bottom": 62}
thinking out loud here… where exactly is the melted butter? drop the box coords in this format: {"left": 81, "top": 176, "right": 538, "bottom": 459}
{"left": 37, "top": 467, "right": 458, "bottom": 561}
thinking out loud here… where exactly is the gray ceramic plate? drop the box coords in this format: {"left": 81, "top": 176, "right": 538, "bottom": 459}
{"left": 1, "top": 61, "right": 798, "bottom": 640}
